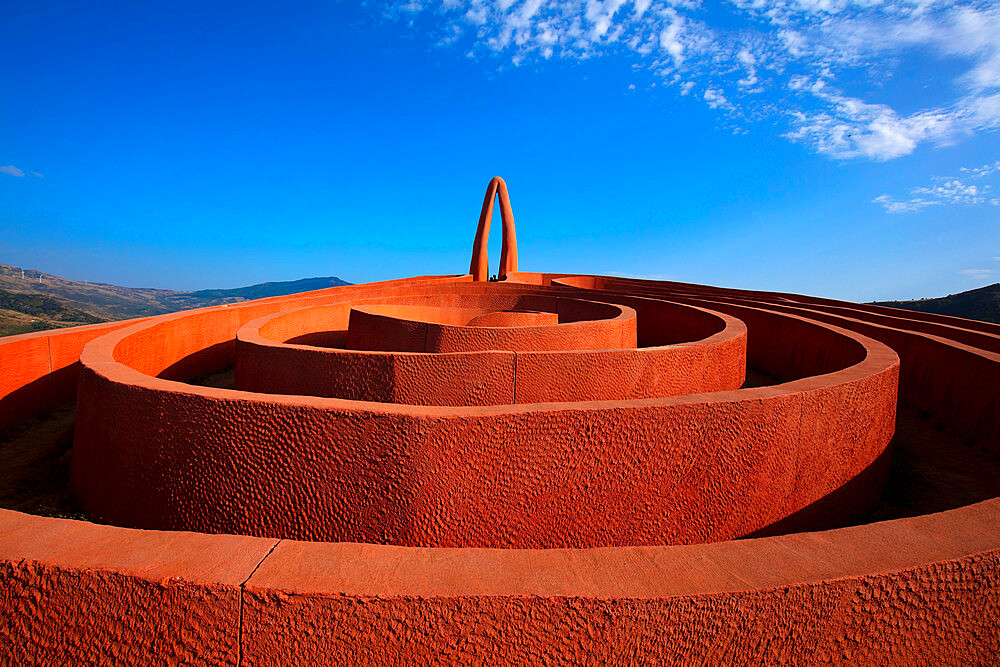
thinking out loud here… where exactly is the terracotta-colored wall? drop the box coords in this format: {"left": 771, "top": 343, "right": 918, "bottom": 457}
{"left": 4, "top": 501, "right": 999, "bottom": 664}
{"left": 233, "top": 296, "right": 747, "bottom": 405}
{"left": 239, "top": 507, "right": 1000, "bottom": 665}
{"left": 346, "top": 296, "right": 636, "bottom": 353}
{"left": 552, "top": 275, "right": 1000, "bottom": 446}
{"left": 71, "top": 282, "right": 896, "bottom": 547}
{"left": 0, "top": 510, "right": 274, "bottom": 665}
{"left": 2, "top": 273, "right": 998, "bottom": 663}
{"left": 0, "top": 320, "right": 146, "bottom": 431}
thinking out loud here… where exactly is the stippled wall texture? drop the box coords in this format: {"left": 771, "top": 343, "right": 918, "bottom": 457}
{"left": 1, "top": 269, "right": 998, "bottom": 664}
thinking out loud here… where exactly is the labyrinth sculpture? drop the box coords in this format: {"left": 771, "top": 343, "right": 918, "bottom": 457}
{"left": 2, "top": 178, "right": 999, "bottom": 664}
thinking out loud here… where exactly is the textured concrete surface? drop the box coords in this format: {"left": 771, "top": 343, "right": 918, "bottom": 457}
{"left": 234, "top": 295, "right": 747, "bottom": 405}
{"left": 70, "top": 280, "right": 896, "bottom": 547}
{"left": 240, "top": 502, "right": 1000, "bottom": 664}
{"left": 346, "top": 296, "right": 636, "bottom": 353}
{"left": 0, "top": 266, "right": 998, "bottom": 663}
{"left": 0, "top": 510, "right": 276, "bottom": 665}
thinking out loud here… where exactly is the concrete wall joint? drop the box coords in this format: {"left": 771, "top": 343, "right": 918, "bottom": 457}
{"left": 238, "top": 539, "right": 281, "bottom": 667}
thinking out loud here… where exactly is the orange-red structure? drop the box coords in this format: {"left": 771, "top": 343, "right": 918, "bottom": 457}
{"left": 1, "top": 178, "right": 999, "bottom": 663}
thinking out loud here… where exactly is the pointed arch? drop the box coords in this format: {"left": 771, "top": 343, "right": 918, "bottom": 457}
{"left": 470, "top": 176, "right": 518, "bottom": 281}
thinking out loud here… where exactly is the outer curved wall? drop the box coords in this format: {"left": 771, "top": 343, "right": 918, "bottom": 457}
{"left": 240, "top": 515, "right": 1000, "bottom": 665}
{"left": 0, "top": 510, "right": 272, "bottom": 665}
{"left": 0, "top": 319, "right": 148, "bottom": 432}
{"left": 4, "top": 502, "right": 999, "bottom": 665}
{"left": 733, "top": 296, "right": 1000, "bottom": 446}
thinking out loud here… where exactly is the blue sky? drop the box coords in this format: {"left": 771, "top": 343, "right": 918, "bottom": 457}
{"left": 1, "top": 0, "right": 998, "bottom": 301}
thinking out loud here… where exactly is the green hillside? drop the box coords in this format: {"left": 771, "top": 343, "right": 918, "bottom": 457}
{"left": 0, "top": 289, "right": 105, "bottom": 336}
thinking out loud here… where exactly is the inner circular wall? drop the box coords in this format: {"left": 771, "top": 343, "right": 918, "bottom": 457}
{"left": 233, "top": 297, "right": 748, "bottom": 405}
{"left": 71, "top": 282, "right": 897, "bottom": 548}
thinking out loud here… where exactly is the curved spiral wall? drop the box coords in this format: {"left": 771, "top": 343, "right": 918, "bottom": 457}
{"left": 2, "top": 180, "right": 999, "bottom": 663}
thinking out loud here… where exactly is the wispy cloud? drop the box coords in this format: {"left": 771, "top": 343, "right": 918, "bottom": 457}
{"left": 875, "top": 161, "right": 1000, "bottom": 213}
{"left": 0, "top": 165, "right": 42, "bottom": 178}
{"left": 913, "top": 179, "right": 993, "bottom": 205}
{"left": 872, "top": 194, "right": 939, "bottom": 214}
{"left": 962, "top": 161, "right": 1000, "bottom": 178}
{"left": 959, "top": 268, "right": 993, "bottom": 280}
{"left": 385, "top": 1, "right": 1000, "bottom": 161}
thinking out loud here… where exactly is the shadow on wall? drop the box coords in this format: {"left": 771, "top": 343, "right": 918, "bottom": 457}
{"left": 748, "top": 445, "right": 893, "bottom": 539}
{"left": 156, "top": 341, "right": 235, "bottom": 382}
{"left": 284, "top": 331, "right": 348, "bottom": 348}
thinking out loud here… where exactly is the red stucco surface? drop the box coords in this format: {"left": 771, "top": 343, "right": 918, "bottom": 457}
{"left": 68, "top": 280, "right": 896, "bottom": 547}
{"left": 233, "top": 293, "right": 747, "bottom": 405}
{"left": 1, "top": 268, "right": 998, "bottom": 663}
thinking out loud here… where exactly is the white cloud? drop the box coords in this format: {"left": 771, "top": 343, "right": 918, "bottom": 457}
{"left": 872, "top": 194, "right": 939, "bottom": 214}
{"left": 0, "top": 165, "right": 26, "bottom": 177}
{"left": 876, "top": 161, "right": 1000, "bottom": 212}
{"left": 913, "top": 179, "right": 989, "bottom": 205}
{"left": 783, "top": 78, "right": 966, "bottom": 160}
{"left": 962, "top": 161, "right": 1000, "bottom": 178}
{"left": 464, "top": 7, "right": 487, "bottom": 25}
{"left": 703, "top": 86, "right": 733, "bottom": 110}
{"left": 658, "top": 10, "right": 686, "bottom": 65}
{"left": 398, "top": 0, "right": 425, "bottom": 13}
{"left": 385, "top": 1, "right": 1000, "bottom": 160}
{"left": 959, "top": 268, "right": 993, "bottom": 280}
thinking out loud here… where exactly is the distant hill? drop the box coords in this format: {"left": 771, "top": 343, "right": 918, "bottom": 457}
{"left": 0, "top": 289, "right": 105, "bottom": 336}
{"left": 0, "top": 264, "right": 350, "bottom": 336}
{"left": 872, "top": 283, "right": 1000, "bottom": 325}
{"left": 0, "top": 265, "right": 178, "bottom": 320}
{"left": 159, "top": 277, "right": 353, "bottom": 310}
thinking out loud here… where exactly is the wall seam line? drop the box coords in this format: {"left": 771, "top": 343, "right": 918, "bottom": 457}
{"left": 237, "top": 539, "right": 282, "bottom": 667}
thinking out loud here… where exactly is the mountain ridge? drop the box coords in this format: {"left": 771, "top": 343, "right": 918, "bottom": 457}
{"left": 872, "top": 282, "right": 1000, "bottom": 325}
{"left": 0, "top": 264, "right": 350, "bottom": 336}
{"left": 3, "top": 262, "right": 996, "bottom": 336}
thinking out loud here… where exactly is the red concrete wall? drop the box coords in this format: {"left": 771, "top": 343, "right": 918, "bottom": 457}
{"left": 729, "top": 296, "right": 1000, "bottom": 446}
{"left": 467, "top": 310, "right": 557, "bottom": 326}
{"left": 0, "top": 320, "right": 147, "bottom": 432}
{"left": 238, "top": 337, "right": 519, "bottom": 406}
{"left": 239, "top": 502, "right": 1000, "bottom": 664}
{"left": 3, "top": 500, "right": 999, "bottom": 664}
{"left": 346, "top": 296, "right": 636, "bottom": 353}
{"left": 72, "top": 282, "right": 895, "bottom": 548}
{"left": 571, "top": 277, "right": 1000, "bottom": 448}
{"left": 1, "top": 272, "right": 998, "bottom": 663}
{"left": 233, "top": 296, "right": 747, "bottom": 405}
{"left": 0, "top": 510, "right": 274, "bottom": 665}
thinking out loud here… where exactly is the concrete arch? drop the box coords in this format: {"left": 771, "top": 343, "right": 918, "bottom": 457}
{"left": 470, "top": 176, "right": 518, "bottom": 281}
